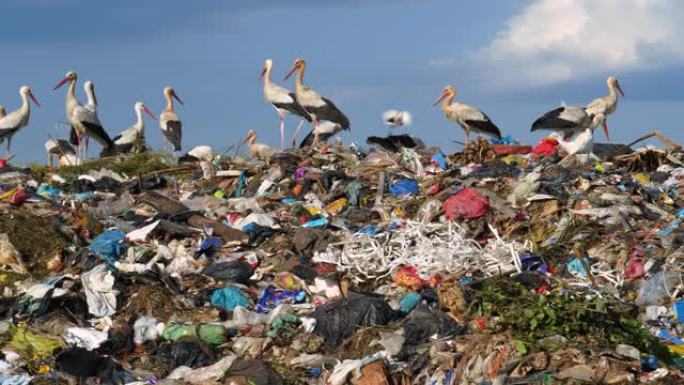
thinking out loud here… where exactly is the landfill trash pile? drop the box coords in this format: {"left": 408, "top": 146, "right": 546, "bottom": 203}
{"left": 0, "top": 138, "right": 683, "bottom": 385}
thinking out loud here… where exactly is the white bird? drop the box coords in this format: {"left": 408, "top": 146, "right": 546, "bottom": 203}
{"left": 584, "top": 76, "right": 624, "bottom": 140}
{"left": 261, "top": 59, "right": 312, "bottom": 150}
{"left": 45, "top": 138, "right": 78, "bottom": 167}
{"left": 54, "top": 71, "right": 113, "bottom": 160}
{"left": 107, "top": 102, "right": 156, "bottom": 155}
{"left": 160, "top": 86, "right": 183, "bottom": 152}
{"left": 549, "top": 114, "right": 606, "bottom": 156}
{"left": 84, "top": 80, "right": 97, "bottom": 113}
{"left": 382, "top": 110, "right": 413, "bottom": 130}
{"left": 285, "top": 58, "right": 350, "bottom": 147}
{"left": 531, "top": 106, "right": 607, "bottom": 140}
{"left": 432, "top": 85, "right": 501, "bottom": 145}
{"left": 188, "top": 145, "right": 217, "bottom": 180}
{"left": 242, "top": 130, "right": 275, "bottom": 160}
{"left": 0, "top": 86, "right": 40, "bottom": 157}
{"left": 298, "top": 121, "right": 344, "bottom": 148}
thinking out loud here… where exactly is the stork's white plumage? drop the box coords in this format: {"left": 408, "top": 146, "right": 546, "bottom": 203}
{"left": 549, "top": 114, "right": 605, "bottom": 156}
{"left": 0, "top": 86, "right": 40, "bottom": 157}
{"left": 84, "top": 81, "right": 97, "bottom": 113}
{"left": 382, "top": 110, "right": 413, "bottom": 129}
{"left": 298, "top": 121, "right": 344, "bottom": 148}
{"left": 107, "top": 102, "right": 155, "bottom": 156}
{"left": 261, "top": 59, "right": 311, "bottom": 149}
{"left": 160, "top": 87, "right": 183, "bottom": 152}
{"left": 285, "top": 58, "right": 350, "bottom": 147}
{"left": 584, "top": 76, "right": 624, "bottom": 140}
{"left": 433, "top": 85, "right": 501, "bottom": 145}
{"left": 54, "top": 71, "right": 113, "bottom": 160}
{"left": 242, "top": 130, "right": 275, "bottom": 160}
{"left": 45, "top": 138, "right": 77, "bottom": 167}
{"left": 188, "top": 145, "right": 216, "bottom": 162}
{"left": 531, "top": 106, "right": 607, "bottom": 140}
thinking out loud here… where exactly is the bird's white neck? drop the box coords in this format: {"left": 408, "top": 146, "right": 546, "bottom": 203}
{"left": 85, "top": 87, "right": 97, "bottom": 108}
{"left": 440, "top": 93, "right": 455, "bottom": 111}
{"left": 66, "top": 79, "right": 79, "bottom": 115}
{"left": 294, "top": 67, "right": 306, "bottom": 94}
{"left": 165, "top": 92, "right": 175, "bottom": 112}
{"left": 134, "top": 108, "right": 145, "bottom": 132}
{"left": 20, "top": 91, "right": 31, "bottom": 113}
{"left": 263, "top": 67, "right": 273, "bottom": 87}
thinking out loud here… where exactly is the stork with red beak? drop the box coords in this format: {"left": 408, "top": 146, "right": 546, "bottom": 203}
{"left": 285, "top": 58, "right": 350, "bottom": 147}
{"left": 242, "top": 129, "right": 275, "bottom": 160}
{"left": 432, "top": 85, "right": 501, "bottom": 146}
{"left": 0, "top": 86, "right": 40, "bottom": 157}
{"left": 261, "top": 59, "right": 311, "bottom": 149}
{"left": 160, "top": 87, "right": 183, "bottom": 152}
{"left": 54, "top": 71, "right": 113, "bottom": 160}
{"left": 584, "top": 76, "right": 624, "bottom": 141}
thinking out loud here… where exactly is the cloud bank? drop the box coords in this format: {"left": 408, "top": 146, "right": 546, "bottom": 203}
{"left": 473, "top": 0, "right": 684, "bottom": 88}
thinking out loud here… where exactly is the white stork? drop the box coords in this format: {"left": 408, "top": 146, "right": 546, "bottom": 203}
{"left": 432, "top": 85, "right": 501, "bottom": 145}
{"left": 531, "top": 106, "right": 607, "bottom": 141}
{"left": 242, "top": 130, "right": 275, "bottom": 160}
{"left": 382, "top": 110, "right": 413, "bottom": 133}
{"left": 160, "top": 86, "right": 183, "bottom": 152}
{"left": 584, "top": 76, "right": 624, "bottom": 140}
{"left": 45, "top": 138, "right": 78, "bottom": 167}
{"left": 187, "top": 145, "right": 217, "bottom": 180}
{"left": 285, "top": 58, "right": 350, "bottom": 147}
{"left": 261, "top": 59, "right": 311, "bottom": 150}
{"left": 107, "top": 102, "right": 156, "bottom": 155}
{"left": 298, "top": 121, "right": 344, "bottom": 148}
{"left": 54, "top": 71, "right": 113, "bottom": 160}
{"left": 0, "top": 86, "right": 40, "bottom": 157}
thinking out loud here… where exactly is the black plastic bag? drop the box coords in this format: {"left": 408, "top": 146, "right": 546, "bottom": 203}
{"left": 402, "top": 305, "right": 463, "bottom": 350}
{"left": 226, "top": 359, "right": 283, "bottom": 385}
{"left": 313, "top": 292, "right": 394, "bottom": 349}
{"left": 157, "top": 338, "right": 216, "bottom": 372}
{"left": 202, "top": 260, "right": 254, "bottom": 284}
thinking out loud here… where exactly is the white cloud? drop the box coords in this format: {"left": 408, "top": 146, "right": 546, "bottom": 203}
{"left": 473, "top": 0, "right": 684, "bottom": 88}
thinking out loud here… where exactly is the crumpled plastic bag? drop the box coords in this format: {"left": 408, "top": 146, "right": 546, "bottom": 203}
{"left": 210, "top": 287, "right": 250, "bottom": 311}
{"left": 313, "top": 293, "right": 394, "bottom": 349}
{"left": 0, "top": 233, "right": 27, "bottom": 274}
{"left": 63, "top": 327, "right": 108, "bottom": 351}
{"left": 87, "top": 230, "right": 126, "bottom": 265}
{"left": 81, "top": 264, "right": 117, "bottom": 318}
{"left": 388, "top": 179, "right": 419, "bottom": 197}
{"left": 443, "top": 188, "right": 489, "bottom": 220}
{"left": 531, "top": 137, "right": 559, "bottom": 159}
{"left": 202, "top": 260, "right": 254, "bottom": 284}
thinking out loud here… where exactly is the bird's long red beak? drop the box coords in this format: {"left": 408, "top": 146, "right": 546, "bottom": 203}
{"left": 53, "top": 77, "right": 69, "bottom": 91}
{"left": 601, "top": 119, "right": 610, "bottom": 141}
{"left": 616, "top": 82, "right": 625, "bottom": 98}
{"left": 29, "top": 92, "right": 40, "bottom": 107}
{"left": 172, "top": 91, "right": 184, "bottom": 105}
{"left": 143, "top": 105, "right": 156, "bottom": 120}
{"left": 432, "top": 92, "right": 447, "bottom": 107}
{"left": 284, "top": 65, "right": 297, "bottom": 81}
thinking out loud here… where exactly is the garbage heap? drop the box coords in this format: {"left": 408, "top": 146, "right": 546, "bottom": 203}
{"left": 0, "top": 138, "right": 683, "bottom": 385}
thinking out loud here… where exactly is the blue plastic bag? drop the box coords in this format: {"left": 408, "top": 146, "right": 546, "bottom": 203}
{"left": 399, "top": 293, "right": 422, "bottom": 314}
{"left": 88, "top": 231, "right": 126, "bottom": 265}
{"left": 37, "top": 184, "right": 61, "bottom": 199}
{"left": 431, "top": 153, "right": 448, "bottom": 170}
{"left": 256, "top": 285, "right": 306, "bottom": 313}
{"left": 210, "top": 287, "right": 249, "bottom": 311}
{"left": 388, "top": 179, "right": 418, "bottom": 197}
{"left": 302, "top": 217, "right": 328, "bottom": 228}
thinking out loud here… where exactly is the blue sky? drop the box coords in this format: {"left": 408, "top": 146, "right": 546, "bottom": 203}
{"left": 3, "top": 0, "right": 684, "bottom": 163}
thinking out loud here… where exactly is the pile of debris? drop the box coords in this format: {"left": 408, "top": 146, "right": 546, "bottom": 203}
{"left": 0, "top": 137, "right": 683, "bottom": 384}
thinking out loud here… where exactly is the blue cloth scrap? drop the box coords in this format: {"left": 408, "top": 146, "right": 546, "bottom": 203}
{"left": 88, "top": 230, "right": 126, "bottom": 265}
{"left": 210, "top": 287, "right": 249, "bottom": 311}
{"left": 399, "top": 293, "right": 422, "bottom": 314}
{"left": 388, "top": 179, "right": 419, "bottom": 197}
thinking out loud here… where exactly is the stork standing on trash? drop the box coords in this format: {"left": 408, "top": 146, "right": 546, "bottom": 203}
{"left": 260, "top": 59, "right": 311, "bottom": 149}
{"left": 285, "top": 58, "right": 350, "bottom": 147}
{"left": 108, "top": 102, "right": 156, "bottom": 155}
{"left": 242, "top": 129, "right": 275, "bottom": 160}
{"left": 433, "top": 85, "right": 501, "bottom": 146}
{"left": 531, "top": 106, "right": 606, "bottom": 155}
{"left": 584, "top": 76, "right": 624, "bottom": 141}
{"left": 160, "top": 87, "right": 183, "bottom": 152}
{"left": 0, "top": 86, "right": 40, "bottom": 157}
{"left": 54, "top": 71, "right": 113, "bottom": 160}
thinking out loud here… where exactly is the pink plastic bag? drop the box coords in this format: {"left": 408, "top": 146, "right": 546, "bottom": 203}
{"left": 443, "top": 188, "right": 489, "bottom": 219}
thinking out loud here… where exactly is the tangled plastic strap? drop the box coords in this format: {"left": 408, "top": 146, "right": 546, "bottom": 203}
{"left": 330, "top": 221, "right": 525, "bottom": 281}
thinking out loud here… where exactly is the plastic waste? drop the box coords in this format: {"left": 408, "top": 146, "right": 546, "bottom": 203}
{"left": 637, "top": 271, "right": 683, "bottom": 306}
{"left": 443, "top": 188, "right": 489, "bottom": 220}
{"left": 210, "top": 287, "right": 250, "bottom": 311}
{"left": 81, "top": 264, "right": 117, "bottom": 318}
{"left": 388, "top": 179, "right": 419, "bottom": 197}
{"left": 62, "top": 327, "right": 108, "bottom": 351}
{"left": 161, "top": 323, "right": 227, "bottom": 345}
{"left": 87, "top": 230, "right": 126, "bottom": 265}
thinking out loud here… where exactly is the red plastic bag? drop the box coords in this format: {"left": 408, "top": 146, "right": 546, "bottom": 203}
{"left": 443, "top": 188, "right": 489, "bottom": 220}
{"left": 0, "top": 159, "right": 6, "bottom": 168}
{"left": 531, "top": 137, "right": 559, "bottom": 159}
{"left": 9, "top": 188, "right": 28, "bottom": 206}
{"left": 624, "top": 257, "right": 645, "bottom": 279}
